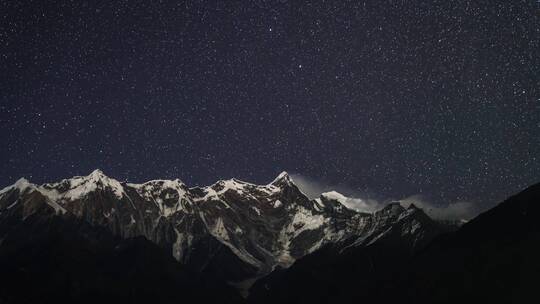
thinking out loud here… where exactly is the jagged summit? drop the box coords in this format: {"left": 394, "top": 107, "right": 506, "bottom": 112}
{"left": 276, "top": 171, "right": 290, "bottom": 178}
{"left": 0, "top": 177, "right": 34, "bottom": 195}
{"left": 2, "top": 170, "right": 302, "bottom": 197}
{"left": 89, "top": 168, "right": 106, "bottom": 177}
{"left": 62, "top": 169, "right": 111, "bottom": 182}
{"left": 51, "top": 169, "right": 116, "bottom": 185}
{"left": 318, "top": 191, "right": 356, "bottom": 211}
{"left": 320, "top": 191, "right": 349, "bottom": 203}
{"left": 379, "top": 202, "right": 406, "bottom": 216}
{"left": 271, "top": 171, "right": 290, "bottom": 182}
{"left": 270, "top": 171, "right": 295, "bottom": 188}
{"left": 14, "top": 177, "right": 31, "bottom": 186}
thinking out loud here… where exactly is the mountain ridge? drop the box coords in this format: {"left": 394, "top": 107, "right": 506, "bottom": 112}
{"left": 247, "top": 181, "right": 540, "bottom": 304}
{"left": 0, "top": 169, "right": 448, "bottom": 290}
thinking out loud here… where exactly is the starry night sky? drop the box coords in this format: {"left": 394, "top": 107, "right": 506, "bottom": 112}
{"left": 1, "top": 0, "right": 539, "bottom": 210}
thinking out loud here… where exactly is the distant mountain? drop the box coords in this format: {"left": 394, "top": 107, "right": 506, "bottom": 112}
{"left": 248, "top": 182, "right": 540, "bottom": 304}
{"left": 0, "top": 169, "right": 448, "bottom": 301}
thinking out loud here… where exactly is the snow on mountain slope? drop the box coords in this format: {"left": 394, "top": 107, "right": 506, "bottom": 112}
{"left": 0, "top": 169, "right": 444, "bottom": 284}
{"left": 319, "top": 191, "right": 378, "bottom": 213}
{"left": 40, "top": 169, "right": 127, "bottom": 201}
{"left": 128, "top": 179, "right": 192, "bottom": 216}
{"left": 0, "top": 178, "right": 33, "bottom": 195}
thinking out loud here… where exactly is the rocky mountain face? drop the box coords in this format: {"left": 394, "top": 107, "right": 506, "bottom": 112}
{"left": 248, "top": 182, "right": 540, "bottom": 304}
{"left": 0, "top": 170, "right": 446, "bottom": 291}
{"left": 248, "top": 202, "right": 447, "bottom": 303}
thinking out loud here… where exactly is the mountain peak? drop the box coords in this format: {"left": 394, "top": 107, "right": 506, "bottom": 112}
{"left": 318, "top": 191, "right": 359, "bottom": 213}
{"left": 0, "top": 177, "right": 34, "bottom": 196}
{"left": 50, "top": 169, "right": 127, "bottom": 200}
{"left": 320, "top": 191, "right": 348, "bottom": 203}
{"left": 14, "top": 177, "right": 31, "bottom": 187}
{"left": 88, "top": 169, "right": 107, "bottom": 179}
{"left": 321, "top": 190, "right": 345, "bottom": 198}
{"left": 379, "top": 202, "right": 405, "bottom": 216}
{"left": 277, "top": 171, "right": 289, "bottom": 178}
{"left": 270, "top": 171, "right": 292, "bottom": 186}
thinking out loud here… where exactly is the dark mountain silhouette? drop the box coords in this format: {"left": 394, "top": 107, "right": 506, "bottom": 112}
{"left": 0, "top": 214, "right": 243, "bottom": 304}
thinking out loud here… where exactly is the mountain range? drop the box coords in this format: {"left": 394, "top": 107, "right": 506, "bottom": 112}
{"left": 0, "top": 170, "right": 537, "bottom": 303}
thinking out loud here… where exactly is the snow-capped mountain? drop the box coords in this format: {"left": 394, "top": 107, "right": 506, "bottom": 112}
{"left": 0, "top": 170, "right": 445, "bottom": 285}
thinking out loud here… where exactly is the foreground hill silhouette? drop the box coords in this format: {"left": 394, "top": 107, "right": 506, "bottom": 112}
{"left": 0, "top": 215, "right": 243, "bottom": 304}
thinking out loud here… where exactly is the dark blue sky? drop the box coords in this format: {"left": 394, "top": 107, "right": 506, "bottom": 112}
{"left": 1, "top": 0, "right": 538, "bottom": 210}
